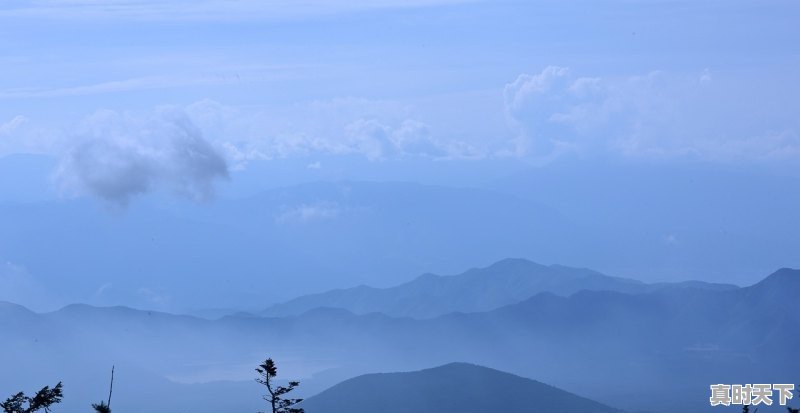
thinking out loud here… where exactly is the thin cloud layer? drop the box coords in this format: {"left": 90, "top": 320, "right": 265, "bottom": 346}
{"left": 56, "top": 108, "right": 229, "bottom": 205}
{"left": 0, "top": 115, "right": 65, "bottom": 157}
{"left": 4, "top": 64, "right": 799, "bottom": 208}
{"left": 185, "top": 98, "right": 474, "bottom": 166}
{"left": 275, "top": 202, "right": 343, "bottom": 225}
{"left": 0, "top": 115, "right": 27, "bottom": 135}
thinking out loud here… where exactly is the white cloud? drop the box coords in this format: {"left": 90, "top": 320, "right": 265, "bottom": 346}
{"left": 0, "top": 115, "right": 27, "bottom": 134}
{"left": 138, "top": 287, "right": 171, "bottom": 307}
{"left": 0, "top": 115, "right": 30, "bottom": 154}
{"left": 664, "top": 234, "right": 679, "bottom": 246}
{"left": 184, "top": 98, "right": 473, "bottom": 163}
{"left": 391, "top": 119, "right": 448, "bottom": 157}
{"left": 343, "top": 119, "right": 397, "bottom": 161}
{"left": 343, "top": 118, "right": 451, "bottom": 160}
{"left": 699, "top": 68, "right": 712, "bottom": 84}
{"left": 3, "top": 96, "right": 482, "bottom": 173}
{"left": 0, "top": 64, "right": 307, "bottom": 99}
{"left": 0, "top": 75, "right": 236, "bottom": 99}
{"left": 56, "top": 107, "right": 229, "bottom": 205}
{"left": 93, "top": 283, "right": 113, "bottom": 299}
{"left": 504, "top": 67, "right": 800, "bottom": 161}
{"left": 6, "top": 65, "right": 796, "bottom": 197}
{"left": 275, "top": 202, "right": 342, "bottom": 224}
{"left": 503, "top": 66, "right": 579, "bottom": 156}
{"left": 504, "top": 66, "right": 570, "bottom": 114}
{"left": 0, "top": 115, "right": 64, "bottom": 157}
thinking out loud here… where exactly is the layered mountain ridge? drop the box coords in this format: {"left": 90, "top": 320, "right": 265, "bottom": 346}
{"left": 260, "top": 258, "right": 739, "bottom": 318}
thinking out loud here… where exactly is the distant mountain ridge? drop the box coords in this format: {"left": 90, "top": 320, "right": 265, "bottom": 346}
{"left": 0, "top": 267, "right": 797, "bottom": 413}
{"left": 301, "top": 362, "right": 625, "bottom": 413}
{"left": 260, "top": 258, "right": 738, "bottom": 318}
{"left": 0, "top": 180, "right": 577, "bottom": 310}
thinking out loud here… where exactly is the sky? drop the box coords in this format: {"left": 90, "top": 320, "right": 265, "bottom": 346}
{"left": 1, "top": 0, "right": 799, "bottom": 311}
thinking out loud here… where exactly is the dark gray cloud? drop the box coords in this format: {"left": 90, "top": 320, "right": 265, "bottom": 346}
{"left": 57, "top": 108, "right": 228, "bottom": 205}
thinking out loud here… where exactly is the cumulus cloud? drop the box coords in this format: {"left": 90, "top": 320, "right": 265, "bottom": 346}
{"left": 390, "top": 119, "right": 449, "bottom": 157}
{"left": 503, "top": 66, "right": 576, "bottom": 155}
{"left": 344, "top": 118, "right": 449, "bottom": 160}
{"left": 56, "top": 107, "right": 229, "bottom": 205}
{"left": 184, "top": 98, "right": 469, "bottom": 163}
{"left": 343, "top": 119, "right": 398, "bottom": 161}
{"left": 504, "top": 66, "right": 800, "bottom": 160}
{"left": 504, "top": 66, "right": 571, "bottom": 113}
{"left": 3, "top": 96, "right": 473, "bottom": 197}
{"left": 503, "top": 66, "right": 670, "bottom": 156}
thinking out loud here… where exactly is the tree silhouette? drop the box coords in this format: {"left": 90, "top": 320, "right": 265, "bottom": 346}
{"left": 1, "top": 383, "right": 63, "bottom": 413}
{"left": 91, "top": 366, "right": 114, "bottom": 413}
{"left": 90, "top": 401, "right": 110, "bottom": 413}
{"left": 255, "top": 358, "right": 304, "bottom": 413}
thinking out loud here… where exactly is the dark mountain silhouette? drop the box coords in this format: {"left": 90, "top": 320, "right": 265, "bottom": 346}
{"left": 261, "top": 258, "right": 737, "bottom": 318}
{"left": 0, "top": 267, "right": 796, "bottom": 413}
{"left": 300, "top": 362, "right": 624, "bottom": 413}
{"left": 743, "top": 267, "right": 800, "bottom": 302}
{"left": 0, "top": 301, "right": 38, "bottom": 323}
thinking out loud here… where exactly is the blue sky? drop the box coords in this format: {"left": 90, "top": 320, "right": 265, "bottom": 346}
{"left": 2, "top": 1, "right": 799, "bottom": 187}
{"left": 1, "top": 0, "right": 799, "bottom": 311}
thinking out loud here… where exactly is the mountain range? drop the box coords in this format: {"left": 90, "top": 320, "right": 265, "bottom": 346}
{"left": 260, "top": 258, "right": 737, "bottom": 318}
{"left": 4, "top": 164, "right": 799, "bottom": 312}
{"left": 0, "top": 180, "right": 574, "bottom": 310}
{"left": 1, "top": 262, "right": 797, "bottom": 413}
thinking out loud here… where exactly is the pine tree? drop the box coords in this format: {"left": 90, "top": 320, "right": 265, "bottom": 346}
{"left": 1, "top": 383, "right": 63, "bottom": 413}
{"left": 90, "top": 401, "right": 110, "bottom": 413}
{"left": 255, "top": 358, "right": 304, "bottom": 413}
